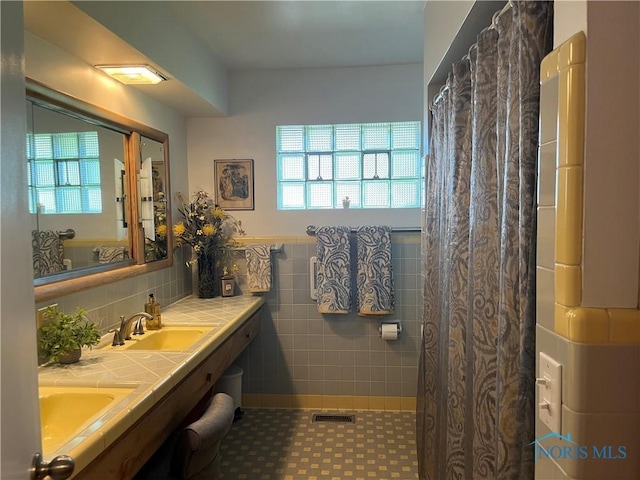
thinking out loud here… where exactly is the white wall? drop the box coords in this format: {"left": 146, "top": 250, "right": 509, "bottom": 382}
{"left": 582, "top": 1, "right": 640, "bottom": 307}
{"left": 554, "top": 0, "right": 587, "bottom": 48}
{"left": 423, "top": 0, "right": 474, "bottom": 83}
{"left": 1, "top": 2, "right": 42, "bottom": 476}
{"left": 187, "top": 63, "right": 423, "bottom": 237}
{"left": 25, "top": 32, "right": 189, "bottom": 234}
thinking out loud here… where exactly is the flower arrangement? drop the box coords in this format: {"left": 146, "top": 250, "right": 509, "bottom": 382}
{"left": 173, "top": 190, "right": 245, "bottom": 268}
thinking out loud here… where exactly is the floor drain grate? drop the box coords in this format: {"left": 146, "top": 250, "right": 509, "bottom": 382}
{"left": 312, "top": 413, "right": 356, "bottom": 424}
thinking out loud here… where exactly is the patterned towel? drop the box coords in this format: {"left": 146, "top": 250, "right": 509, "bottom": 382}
{"left": 246, "top": 245, "right": 272, "bottom": 293}
{"left": 316, "top": 226, "right": 351, "bottom": 314}
{"left": 98, "top": 246, "right": 128, "bottom": 264}
{"left": 357, "top": 226, "right": 394, "bottom": 315}
{"left": 32, "top": 230, "right": 65, "bottom": 276}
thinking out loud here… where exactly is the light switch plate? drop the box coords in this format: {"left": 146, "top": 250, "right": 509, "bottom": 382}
{"left": 36, "top": 303, "right": 58, "bottom": 329}
{"left": 539, "top": 352, "right": 562, "bottom": 432}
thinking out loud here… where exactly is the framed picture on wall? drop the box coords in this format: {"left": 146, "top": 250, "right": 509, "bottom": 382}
{"left": 213, "top": 159, "right": 254, "bottom": 210}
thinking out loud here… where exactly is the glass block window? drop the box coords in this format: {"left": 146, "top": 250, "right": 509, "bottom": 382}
{"left": 277, "top": 122, "right": 421, "bottom": 209}
{"left": 27, "top": 131, "right": 102, "bottom": 214}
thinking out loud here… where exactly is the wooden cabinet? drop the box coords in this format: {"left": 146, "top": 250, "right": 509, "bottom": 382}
{"left": 73, "top": 307, "right": 262, "bottom": 480}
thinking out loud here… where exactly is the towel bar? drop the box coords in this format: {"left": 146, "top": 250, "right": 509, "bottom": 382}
{"left": 232, "top": 244, "right": 283, "bottom": 253}
{"left": 305, "top": 225, "right": 419, "bottom": 236}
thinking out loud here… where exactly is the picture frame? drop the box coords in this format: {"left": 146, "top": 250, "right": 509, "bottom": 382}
{"left": 213, "top": 159, "right": 254, "bottom": 210}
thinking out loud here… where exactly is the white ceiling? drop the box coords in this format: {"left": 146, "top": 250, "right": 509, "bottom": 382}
{"left": 24, "top": 1, "right": 425, "bottom": 117}
{"left": 166, "top": 1, "right": 425, "bottom": 70}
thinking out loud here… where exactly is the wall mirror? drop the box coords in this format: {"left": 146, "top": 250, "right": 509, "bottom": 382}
{"left": 28, "top": 80, "right": 172, "bottom": 303}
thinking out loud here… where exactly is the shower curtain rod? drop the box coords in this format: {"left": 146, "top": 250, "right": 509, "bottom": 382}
{"left": 429, "top": 0, "right": 513, "bottom": 111}
{"left": 305, "top": 225, "right": 420, "bottom": 236}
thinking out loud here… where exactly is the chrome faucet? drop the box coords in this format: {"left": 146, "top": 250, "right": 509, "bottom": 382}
{"left": 119, "top": 312, "right": 153, "bottom": 341}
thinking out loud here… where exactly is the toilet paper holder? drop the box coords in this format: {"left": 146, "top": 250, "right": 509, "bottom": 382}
{"left": 379, "top": 322, "right": 402, "bottom": 337}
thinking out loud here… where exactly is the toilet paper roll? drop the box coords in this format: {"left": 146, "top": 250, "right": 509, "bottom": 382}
{"left": 381, "top": 323, "right": 398, "bottom": 341}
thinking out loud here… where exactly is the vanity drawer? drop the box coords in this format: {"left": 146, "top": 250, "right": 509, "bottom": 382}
{"left": 231, "top": 308, "right": 261, "bottom": 355}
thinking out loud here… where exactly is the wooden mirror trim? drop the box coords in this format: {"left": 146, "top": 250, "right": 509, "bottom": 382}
{"left": 28, "top": 79, "right": 173, "bottom": 303}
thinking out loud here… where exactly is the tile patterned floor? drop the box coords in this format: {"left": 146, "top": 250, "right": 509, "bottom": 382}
{"left": 220, "top": 408, "right": 419, "bottom": 480}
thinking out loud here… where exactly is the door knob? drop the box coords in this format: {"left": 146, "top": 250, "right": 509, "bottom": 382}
{"left": 31, "top": 452, "right": 74, "bottom": 480}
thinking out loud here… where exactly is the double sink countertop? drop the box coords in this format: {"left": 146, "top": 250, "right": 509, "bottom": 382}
{"left": 37, "top": 294, "right": 265, "bottom": 474}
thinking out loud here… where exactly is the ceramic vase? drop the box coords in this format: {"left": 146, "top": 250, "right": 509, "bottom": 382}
{"left": 197, "top": 253, "right": 217, "bottom": 298}
{"left": 58, "top": 348, "right": 81, "bottom": 364}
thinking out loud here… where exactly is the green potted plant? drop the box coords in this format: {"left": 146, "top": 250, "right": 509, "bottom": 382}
{"left": 38, "top": 306, "right": 101, "bottom": 364}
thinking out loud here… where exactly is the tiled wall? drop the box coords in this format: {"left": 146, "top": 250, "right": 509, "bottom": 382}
{"left": 535, "top": 33, "right": 640, "bottom": 480}
{"left": 232, "top": 234, "right": 423, "bottom": 412}
{"left": 36, "top": 246, "right": 193, "bottom": 335}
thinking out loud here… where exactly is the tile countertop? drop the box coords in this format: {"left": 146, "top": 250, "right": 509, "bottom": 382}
{"left": 37, "top": 294, "right": 265, "bottom": 475}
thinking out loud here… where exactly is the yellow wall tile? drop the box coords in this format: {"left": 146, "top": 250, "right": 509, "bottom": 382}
{"left": 608, "top": 309, "right": 640, "bottom": 344}
{"left": 558, "top": 32, "right": 586, "bottom": 68}
{"left": 242, "top": 394, "right": 418, "bottom": 411}
{"left": 555, "top": 263, "right": 582, "bottom": 307}
{"left": 568, "top": 308, "right": 610, "bottom": 343}
{"left": 384, "top": 397, "right": 402, "bottom": 411}
{"left": 400, "top": 397, "right": 417, "bottom": 412}
{"left": 337, "top": 396, "right": 354, "bottom": 410}
{"left": 242, "top": 393, "right": 262, "bottom": 407}
{"left": 369, "top": 396, "right": 386, "bottom": 411}
{"left": 265, "top": 394, "right": 292, "bottom": 408}
{"left": 555, "top": 303, "right": 571, "bottom": 338}
{"left": 305, "top": 395, "right": 324, "bottom": 409}
{"left": 353, "top": 396, "right": 370, "bottom": 410}
{"left": 555, "top": 166, "right": 583, "bottom": 266}
{"left": 557, "top": 65, "right": 585, "bottom": 168}
{"left": 321, "top": 395, "right": 340, "bottom": 410}
{"left": 290, "top": 395, "right": 307, "bottom": 409}
{"left": 540, "top": 49, "right": 559, "bottom": 82}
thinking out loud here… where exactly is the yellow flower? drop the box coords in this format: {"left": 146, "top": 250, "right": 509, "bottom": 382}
{"left": 173, "top": 222, "right": 186, "bottom": 236}
{"left": 156, "top": 224, "right": 167, "bottom": 237}
{"left": 212, "top": 208, "right": 225, "bottom": 219}
{"left": 202, "top": 224, "right": 217, "bottom": 236}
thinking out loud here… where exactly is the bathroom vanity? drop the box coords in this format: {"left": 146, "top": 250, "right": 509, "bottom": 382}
{"left": 38, "top": 295, "right": 264, "bottom": 479}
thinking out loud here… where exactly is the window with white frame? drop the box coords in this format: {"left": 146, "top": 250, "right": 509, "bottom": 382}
{"left": 27, "top": 131, "right": 102, "bottom": 214}
{"left": 277, "top": 122, "right": 421, "bottom": 209}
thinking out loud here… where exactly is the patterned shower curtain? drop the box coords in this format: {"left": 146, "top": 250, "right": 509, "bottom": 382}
{"left": 417, "top": 2, "right": 553, "bottom": 479}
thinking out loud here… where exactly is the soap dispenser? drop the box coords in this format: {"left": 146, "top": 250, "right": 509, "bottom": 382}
{"left": 145, "top": 294, "right": 162, "bottom": 330}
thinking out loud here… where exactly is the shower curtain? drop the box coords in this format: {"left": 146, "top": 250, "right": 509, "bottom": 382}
{"left": 417, "top": 2, "right": 553, "bottom": 479}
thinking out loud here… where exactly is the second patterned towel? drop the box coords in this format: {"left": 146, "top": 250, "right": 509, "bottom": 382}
{"left": 245, "top": 245, "right": 272, "bottom": 293}
{"left": 356, "top": 225, "right": 394, "bottom": 315}
{"left": 315, "top": 226, "right": 352, "bottom": 314}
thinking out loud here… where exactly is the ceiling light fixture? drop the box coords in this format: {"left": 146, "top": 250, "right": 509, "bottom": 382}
{"left": 96, "top": 65, "right": 167, "bottom": 85}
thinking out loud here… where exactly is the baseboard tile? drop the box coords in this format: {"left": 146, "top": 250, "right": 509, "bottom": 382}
{"left": 242, "top": 394, "right": 416, "bottom": 412}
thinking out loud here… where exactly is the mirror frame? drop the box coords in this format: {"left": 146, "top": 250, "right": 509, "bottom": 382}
{"left": 28, "top": 79, "right": 173, "bottom": 303}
